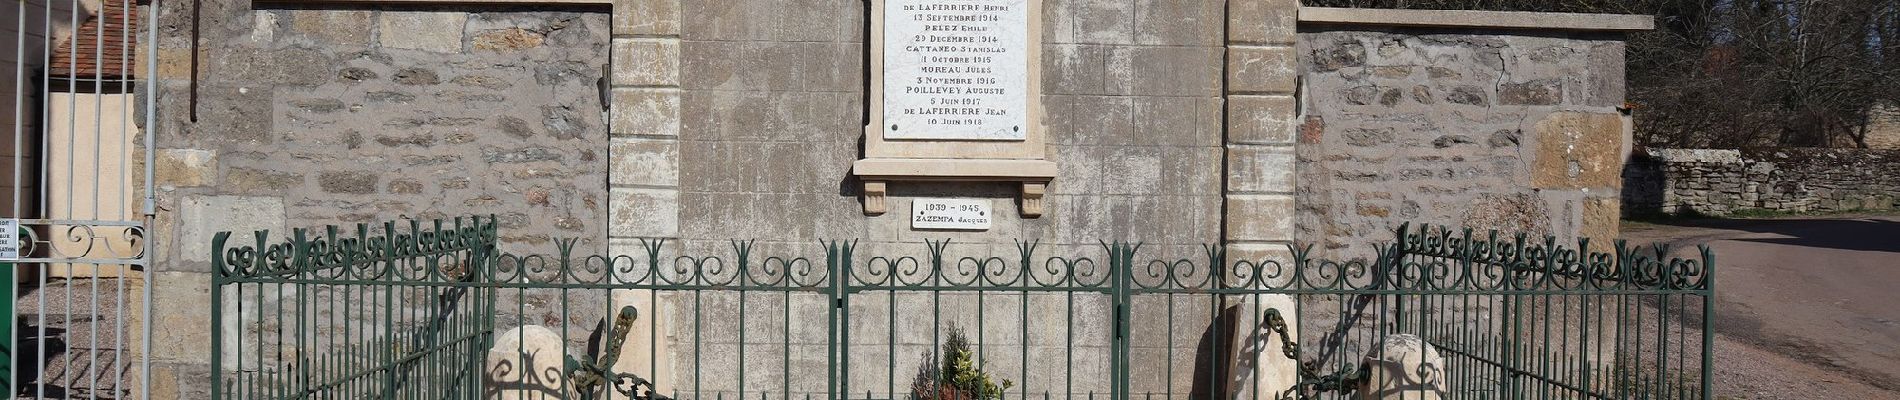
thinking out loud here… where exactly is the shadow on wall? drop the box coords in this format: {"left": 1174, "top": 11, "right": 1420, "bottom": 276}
{"left": 1190, "top": 304, "right": 1241, "bottom": 400}
{"left": 1621, "top": 152, "right": 1668, "bottom": 217}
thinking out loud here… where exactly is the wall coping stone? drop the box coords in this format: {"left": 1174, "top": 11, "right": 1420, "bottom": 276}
{"left": 852, "top": 158, "right": 1058, "bottom": 181}
{"left": 1299, "top": 7, "right": 1654, "bottom": 32}
{"left": 1645, "top": 148, "right": 1742, "bottom": 164}
{"left": 256, "top": 0, "right": 610, "bottom": 5}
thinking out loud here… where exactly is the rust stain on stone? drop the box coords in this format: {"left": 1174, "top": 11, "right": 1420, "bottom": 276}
{"left": 1532, "top": 112, "right": 1624, "bottom": 190}
{"left": 1299, "top": 115, "right": 1325, "bottom": 144}
{"left": 473, "top": 28, "right": 547, "bottom": 51}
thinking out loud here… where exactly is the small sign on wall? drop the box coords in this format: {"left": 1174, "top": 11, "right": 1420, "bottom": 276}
{"left": 911, "top": 198, "right": 992, "bottom": 230}
{"left": 0, "top": 219, "right": 18, "bottom": 260}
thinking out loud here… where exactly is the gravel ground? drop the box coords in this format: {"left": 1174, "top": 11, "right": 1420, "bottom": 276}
{"left": 1623, "top": 215, "right": 1900, "bottom": 400}
{"left": 13, "top": 275, "right": 139, "bottom": 399}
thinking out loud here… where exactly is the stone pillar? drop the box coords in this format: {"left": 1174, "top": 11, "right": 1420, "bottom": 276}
{"left": 1222, "top": 0, "right": 1299, "bottom": 398}
{"left": 609, "top": 0, "right": 681, "bottom": 394}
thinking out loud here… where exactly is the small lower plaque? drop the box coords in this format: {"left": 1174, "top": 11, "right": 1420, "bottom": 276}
{"left": 0, "top": 219, "right": 18, "bottom": 260}
{"left": 911, "top": 199, "right": 992, "bottom": 230}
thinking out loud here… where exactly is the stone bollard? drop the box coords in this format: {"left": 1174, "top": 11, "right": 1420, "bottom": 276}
{"left": 610, "top": 289, "right": 673, "bottom": 395}
{"left": 1357, "top": 334, "right": 1447, "bottom": 400}
{"left": 486, "top": 325, "right": 569, "bottom": 399}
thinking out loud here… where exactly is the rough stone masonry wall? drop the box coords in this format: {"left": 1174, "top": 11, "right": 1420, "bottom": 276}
{"left": 138, "top": 1, "right": 610, "bottom": 397}
{"left": 1295, "top": 28, "right": 1630, "bottom": 258}
{"left": 1292, "top": 26, "right": 1635, "bottom": 385}
{"left": 601, "top": 0, "right": 1303, "bottom": 399}
{"left": 1622, "top": 148, "right": 1900, "bottom": 216}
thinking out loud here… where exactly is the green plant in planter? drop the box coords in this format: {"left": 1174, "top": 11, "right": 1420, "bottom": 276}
{"left": 913, "top": 327, "right": 1013, "bottom": 400}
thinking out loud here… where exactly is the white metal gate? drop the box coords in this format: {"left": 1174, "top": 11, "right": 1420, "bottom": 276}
{"left": 4, "top": 0, "right": 155, "bottom": 397}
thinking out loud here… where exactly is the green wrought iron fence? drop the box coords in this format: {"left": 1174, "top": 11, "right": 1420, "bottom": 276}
{"left": 209, "top": 219, "right": 498, "bottom": 399}
{"left": 207, "top": 217, "right": 1713, "bottom": 400}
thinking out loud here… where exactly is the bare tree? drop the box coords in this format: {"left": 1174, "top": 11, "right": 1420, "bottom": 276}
{"left": 1308, "top": 0, "right": 1900, "bottom": 149}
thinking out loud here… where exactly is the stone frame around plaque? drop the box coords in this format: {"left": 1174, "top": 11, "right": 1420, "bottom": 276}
{"left": 853, "top": 0, "right": 1056, "bottom": 218}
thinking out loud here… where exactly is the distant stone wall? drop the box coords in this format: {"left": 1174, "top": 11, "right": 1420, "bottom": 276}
{"left": 140, "top": 2, "right": 610, "bottom": 397}
{"left": 1623, "top": 148, "right": 1900, "bottom": 216}
{"left": 1295, "top": 28, "right": 1632, "bottom": 259}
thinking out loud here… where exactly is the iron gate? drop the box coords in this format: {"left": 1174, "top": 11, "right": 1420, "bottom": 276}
{"left": 209, "top": 217, "right": 1714, "bottom": 400}
{"left": 4, "top": 0, "right": 158, "bottom": 397}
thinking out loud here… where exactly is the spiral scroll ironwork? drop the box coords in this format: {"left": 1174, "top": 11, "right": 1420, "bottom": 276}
{"left": 10, "top": 222, "right": 147, "bottom": 263}
{"left": 208, "top": 218, "right": 1714, "bottom": 295}
{"left": 211, "top": 216, "right": 495, "bottom": 282}
{"left": 1389, "top": 222, "right": 1714, "bottom": 292}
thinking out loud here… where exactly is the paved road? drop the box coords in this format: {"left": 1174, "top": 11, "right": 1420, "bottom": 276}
{"left": 1623, "top": 216, "right": 1900, "bottom": 400}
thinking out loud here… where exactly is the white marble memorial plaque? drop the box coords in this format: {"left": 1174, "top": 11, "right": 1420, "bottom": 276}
{"left": 0, "top": 219, "right": 18, "bottom": 260}
{"left": 883, "top": 0, "right": 1030, "bottom": 141}
{"left": 911, "top": 199, "right": 993, "bottom": 230}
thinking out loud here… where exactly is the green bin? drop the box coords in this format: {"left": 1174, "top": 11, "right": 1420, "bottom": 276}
{"left": 1, "top": 224, "right": 17, "bottom": 398}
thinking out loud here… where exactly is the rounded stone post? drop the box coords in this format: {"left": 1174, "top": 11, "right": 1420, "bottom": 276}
{"left": 486, "top": 325, "right": 569, "bottom": 399}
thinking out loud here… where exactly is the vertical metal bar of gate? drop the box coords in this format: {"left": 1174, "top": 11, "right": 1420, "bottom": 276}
{"left": 8, "top": 0, "right": 23, "bottom": 397}
{"left": 1700, "top": 252, "right": 1716, "bottom": 399}
{"left": 139, "top": 0, "right": 157, "bottom": 396}
{"left": 1106, "top": 243, "right": 1133, "bottom": 400}
{"left": 2, "top": 0, "right": 156, "bottom": 396}
{"left": 826, "top": 240, "right": 846, "bottom": 400}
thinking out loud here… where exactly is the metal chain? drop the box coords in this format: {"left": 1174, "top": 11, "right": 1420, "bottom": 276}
{"left": 1261, "top": 308, "right": 1367, "bottom": 400}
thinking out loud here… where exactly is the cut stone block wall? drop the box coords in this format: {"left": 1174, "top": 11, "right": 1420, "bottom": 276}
{"left": 1622, "top": 148, "right": 1900, "bottom": 216}
{"left": 603, "top": 0, "right": 1301, "bottom": 399}
{"left": 657, "top": 0, "right": 1235, "bottom": 251}
{"left": 1223, "top": 0, "right": 1301, "bottom": 397}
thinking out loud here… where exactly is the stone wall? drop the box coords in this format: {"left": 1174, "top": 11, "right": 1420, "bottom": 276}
{"left": 121, "top": 1, "right": 1652, "bottom": 398}
{"left": 589, "top": 0, "right": 1317, "bottom": 398}
{"left": 614, "top": 0, "right": 1262, "bottom": 398}
{"left": 1295, "top": 28, "right": 1631, "bottom": 258}
{"left": 655, "top": 0, "right": 1238, "bottom": 257}
{"left": 139, "top": 1, "right": 611, "bottom": 397}
{"left": 1292, "top": 25, "right": 1635, "bottom": 384}
{"left": 1623, "top": 148, "right": 1900, "bottom": 216}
